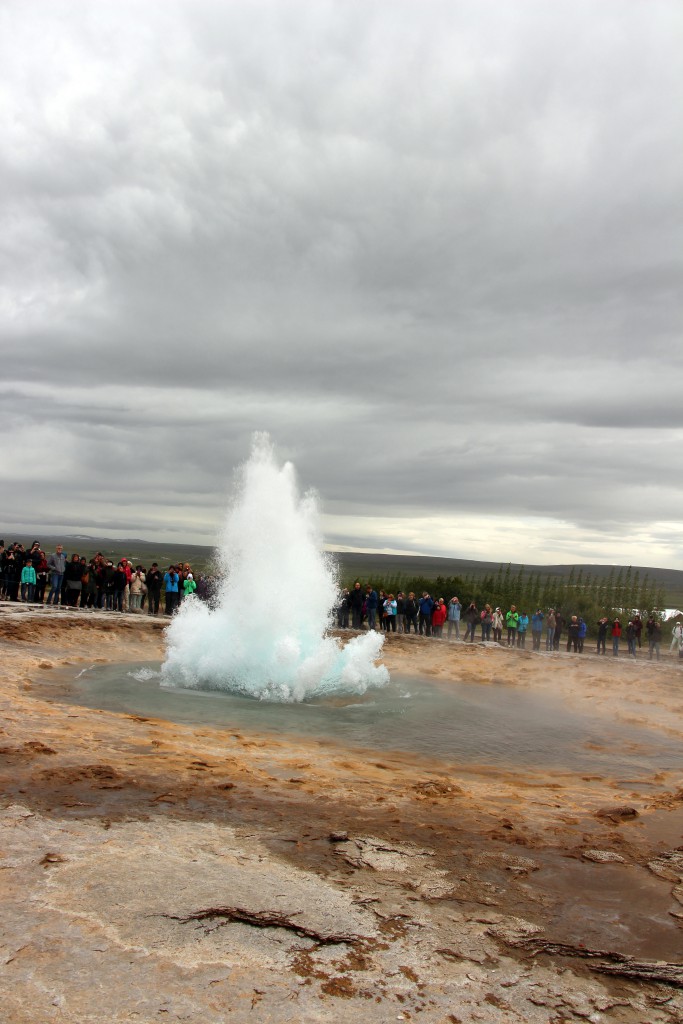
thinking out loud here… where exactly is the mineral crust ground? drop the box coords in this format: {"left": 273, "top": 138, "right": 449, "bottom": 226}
{"left": 1, "top": 608, "right": 682, "bottom": 1023}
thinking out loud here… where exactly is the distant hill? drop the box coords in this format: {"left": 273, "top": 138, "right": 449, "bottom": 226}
{"left": 6, "top": 534, "right": 683, "bottom": 607}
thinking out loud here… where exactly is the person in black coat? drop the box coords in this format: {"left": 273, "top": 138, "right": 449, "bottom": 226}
{"left": 464, "top": 602, "right": 479, "bottom": 643}
{"left": 596, "top": 616, "right": 609, "bottom": 654}
{"left": 404, "top": 592, "right": 419, "bottom": 633}
{"left": 3, "top": 551, "right": 20, "bottom": 601}
{"left": 64, "top": 554, "right": 84, "bottom": 607}
{"left": 146, "top": 563, "right": 163, "bottom": 616}
{"left": 348, "top": 582, "right": 364, "bottom": 630}
{"left": 112, "top": 563, "right": 127, "bottom": 612}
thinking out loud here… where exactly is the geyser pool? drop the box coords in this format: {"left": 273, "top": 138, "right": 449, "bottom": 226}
{"left": 161, "top": 434, "right": 388, "bottom": 702}
{"left": 60, "top": 662, "right": 682, "bottom": 777}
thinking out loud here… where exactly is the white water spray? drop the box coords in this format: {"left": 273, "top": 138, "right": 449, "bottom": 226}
{"left": 161, "top": 434, "right": 389, "bottom": 702}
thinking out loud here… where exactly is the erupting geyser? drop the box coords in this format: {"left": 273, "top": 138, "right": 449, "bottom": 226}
{"left": 161, "top": 434, "right": 389, "bottom": 701}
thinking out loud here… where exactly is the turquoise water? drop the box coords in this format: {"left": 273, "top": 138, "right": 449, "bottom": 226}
{"left": 58, "top": 661, "right": 679, "bottom": 777}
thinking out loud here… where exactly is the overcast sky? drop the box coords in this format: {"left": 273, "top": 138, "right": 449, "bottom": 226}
{"left": 2, "top": 0, "right": 682, "bottom": 566}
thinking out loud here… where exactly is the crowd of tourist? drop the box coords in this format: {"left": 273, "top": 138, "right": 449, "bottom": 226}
{"left": 337, "top": 585, "right": 675, "bottom": 660}
{"left": 0, "top": 540, "right": 215, "bottom": 616}
{"left": 1, "top": 540, "right": 678, "bottom": 661}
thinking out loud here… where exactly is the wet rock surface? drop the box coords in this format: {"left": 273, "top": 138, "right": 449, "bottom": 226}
{"left": 1, "top": 610, "right": 683, "bottom": 1022}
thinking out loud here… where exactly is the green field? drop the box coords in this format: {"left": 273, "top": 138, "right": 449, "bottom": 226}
{"left": 9, "top": 534, "right": 683, "bottom": 609}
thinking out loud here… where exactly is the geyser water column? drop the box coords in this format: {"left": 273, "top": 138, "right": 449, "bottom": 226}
{"left": 161, "top": 434, "right": 389, "bottom": 702}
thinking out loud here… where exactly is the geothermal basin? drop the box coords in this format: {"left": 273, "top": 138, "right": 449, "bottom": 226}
{"left": 56, "top": 658, "right": 681, "bottom": 779}
{"left": 4, "top": 613, "right": 683, "bottom": 1024}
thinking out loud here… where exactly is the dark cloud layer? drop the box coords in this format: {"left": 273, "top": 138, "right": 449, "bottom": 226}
{"left": 2, "top": 0, "right": 682, "bottom": 565}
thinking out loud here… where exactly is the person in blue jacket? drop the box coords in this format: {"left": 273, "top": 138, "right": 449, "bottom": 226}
{"left": 517, "top": 611, "right": 529, "bottom": 648}
{"left": 531, "top": 609, "right": 544, "bottom": 650}
{"left": 447, "top": 597, "right": 461, "bottom": 641}
{"left": 365, "top": 585, "right": 379, "bottom": 631}
{"left": 419, "top": 592, "right": 434, "bottom": 636}
{"left": 383, "top": 593, "right": 398, "bottom": 632}
{"left": 577, "top": 617, "right": 587, "bottom": 653}
{"left": 163, "top": 565, "right": 179, "bottom": 616}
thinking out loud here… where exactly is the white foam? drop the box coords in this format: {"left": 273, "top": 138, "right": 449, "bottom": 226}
{"left": 161, "top": 434, "right": 389, "bottom": 702}
{"left": 128, "top": 668, "right": 162, "bottom": 682}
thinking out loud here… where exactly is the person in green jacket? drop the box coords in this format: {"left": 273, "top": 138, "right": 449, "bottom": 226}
{"left": 183, "top": 572, "right": 197, "bottom": 598}
{"left": 505, "top": 606, "right": 519, "bottom": 647}
{"left": 21, "top": 560, "right": 37, "bottom": 603}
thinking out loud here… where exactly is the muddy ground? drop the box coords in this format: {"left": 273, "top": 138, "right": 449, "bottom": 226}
{"left": 0, "top": 608, "right": 682, "bottom": 1023}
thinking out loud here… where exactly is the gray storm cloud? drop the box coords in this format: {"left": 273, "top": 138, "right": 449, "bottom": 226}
{"left": 1, "top": 0, "right": 682, "bottom": 565}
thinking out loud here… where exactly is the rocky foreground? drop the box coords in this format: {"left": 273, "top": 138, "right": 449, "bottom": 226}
{"left": 1, "top": 609, "right": 682, "bottom": 1023}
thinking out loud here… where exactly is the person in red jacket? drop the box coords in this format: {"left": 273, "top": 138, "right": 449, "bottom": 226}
{"left": 611, "top": 618, "right": 622, "bottom": 656}
{"left": 431, "top": 597, "right": 447, "bottom": 638}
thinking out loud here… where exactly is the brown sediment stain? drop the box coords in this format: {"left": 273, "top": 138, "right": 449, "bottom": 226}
{"left": 413, "top": 779, "right": 463, "bottom": 799}
{"left": 0, "top": 739, "right": 57, "bottom": 759}
{"left": 649, "top": 788, "right": 683, "bottom": 810}
{"left": 35, "top": 763, "right": 131, "bottom": 789}
{"left": 319, "top": 975, "right": 359, "bottom": 998}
